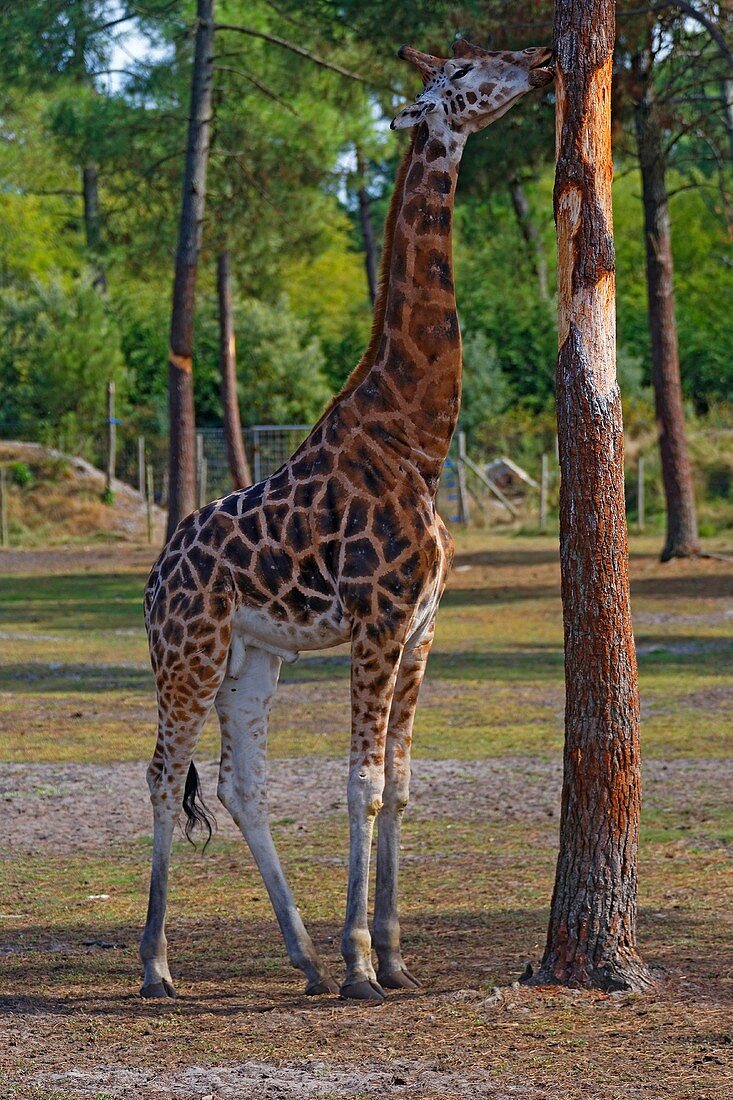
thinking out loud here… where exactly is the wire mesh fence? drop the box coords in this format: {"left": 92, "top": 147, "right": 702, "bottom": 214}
{"left": 1, "top": 416, "right": 543, "bottom": 527}
{"left": 114, "top": 425, "right": 313, "bottom": 506}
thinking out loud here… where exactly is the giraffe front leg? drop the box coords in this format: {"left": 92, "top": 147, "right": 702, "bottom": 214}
{"left": 215, "top": 647, "right": 339, "bottom": 997}
{"left": 340, "top": 632, "right": 404, "bottom": 1002}
{"left": 374, "top": 625, "right": 434, "bottom": 991}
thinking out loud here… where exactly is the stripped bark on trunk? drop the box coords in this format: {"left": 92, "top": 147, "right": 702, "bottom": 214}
{"left": 531, "top": 0, "right": 652, "bottom": 993}
{"left": 217, "top": 249, "right": 251, "bottom": 490}
{"left": 633, "top": 52, "right": 700, "bottom": 562}
{"left": 508, "top": 177, "right": 549, "bottom": 301}
{"left": 166, "top": 0, "right": 215, "bottom": 539}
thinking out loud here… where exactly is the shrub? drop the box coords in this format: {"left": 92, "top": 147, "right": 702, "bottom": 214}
{"left": 9, "top": 461, "right": 32, "bottom": 487}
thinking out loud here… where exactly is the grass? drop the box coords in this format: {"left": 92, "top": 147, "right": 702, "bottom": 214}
{"left": 1, "top": 533, "right": 731, "bottom": 763}
{"left": 1, "top": 818, "right": 732, "bottom": 1097}
{"left": 1, "top": 531, "right": 732, "bottom": 1098}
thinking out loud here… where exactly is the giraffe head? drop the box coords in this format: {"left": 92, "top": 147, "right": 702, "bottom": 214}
{"left": 391, "top": 39, "right": 554, "bottom": 134}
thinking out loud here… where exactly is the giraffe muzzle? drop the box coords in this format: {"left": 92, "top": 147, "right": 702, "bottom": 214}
{"left": 528, "top": 49, "right": 555, "bottom": 88}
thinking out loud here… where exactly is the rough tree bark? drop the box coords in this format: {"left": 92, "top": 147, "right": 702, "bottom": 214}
{"left": 166, "top": 0, "right": 215, "bottom": 539}
{"left": 633, "top": 51, "right": 700, "bottom": 562}
{"left": 530, "top": 0, "right": 652, "bottom": 992}
{"left": 82, "top": 163, "right": 107, "bottom": 293}
{"left": 217, "top": 249, "right": 251, "bottom": 490}
{"left": 508, "top": 177, "right": 549, "bottom": 301}
{"left": 356, "top": 147, "right": 378, "bottom": 307}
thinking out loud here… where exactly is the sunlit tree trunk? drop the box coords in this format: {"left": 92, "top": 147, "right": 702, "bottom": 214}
{"left": 166, "top": 0, "right": 215, "bottom": 538}
{"left": 531, "top": 0, "right": 652, "bottom": 993}
{"left": 217, "top": 249, "right": 251, "bottom": 490}
{"left": 633, "top": 52, "right": 700, "bottom": 562}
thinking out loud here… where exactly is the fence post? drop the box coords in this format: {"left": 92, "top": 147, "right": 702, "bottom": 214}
{"left": 200, "top": 457, "right": 208, "bottom": 508}
{"left": 106, "top": 380, "right": 116, "bottom": 494}
{"left": 637, "top": 454, "right": 645, "bottom": 532}
{"left": 0, "top": 468, "right": 8, "bottom": 548}
{"left": 195, "top": 432, "right": 204, "bottom": 508}
{"left": 539, "top": 453, "right": 549, "bottom": 532}
{"left": 146, "top": 463, "right": 154, "bottom": 545}
{"left": 253, "top": 427, "right": 261, "bottom": 484}
{"left": 456, "top": 431, "right": 470, "bottom": 525}
{"left": 138, "top": 435, "right": 146, "bottom": 498}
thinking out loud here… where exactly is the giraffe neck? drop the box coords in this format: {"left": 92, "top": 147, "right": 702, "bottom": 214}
{"left": 355, "top": 121, "right": 467, "bottom": 491}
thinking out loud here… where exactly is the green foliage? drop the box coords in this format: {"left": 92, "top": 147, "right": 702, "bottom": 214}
{"left": 232, "top": 297, "right": 331, "bottom": 425}
{"left": 9, "top": 462, "right": 33, "bottom": 487}
{"left": 0, "top": 0, "right": 730, "bottom": 495}
{"left": 614, "top": 169, "right": 733, "bottom": 407}
{"left": 459, "top": 332, "right": 510, "bottom": 447}
{"left": 194, "top": 295, "right": 331, "bottom": 426}
{"left": 284, "top": 218, "right": 372, "bottom": 390}
{"left": 0, "top": 280, "right": 126, "bottom": 456}
{"left": 456, "top": 195, "right": 557, "bottom": 410}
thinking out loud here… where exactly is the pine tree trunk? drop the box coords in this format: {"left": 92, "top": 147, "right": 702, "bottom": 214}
{"left": 217, "top": 249, "right": 251, "bottom": 490}
{"left": 723, "top": 79, "right": 733, "bottom": 165}
{"left": 633, "top": 58, "right": 700, "bottom": 562}
{"left": 356, "top": 148, "right": 378, "bottom": 307}
{"left": 531, "top": 0, "right": 652, "bottom": 993}
{"left": 166, "top": 0, "right": 215, "bottom": 539}
{"left": 82, "top": 163, "right": 107, "bottom": 293}
{"left": 508, "top": 177, "right": 549, "bottom": 301}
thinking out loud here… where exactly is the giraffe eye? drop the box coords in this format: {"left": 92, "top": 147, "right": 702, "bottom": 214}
{"left": 451, "top": 66, "right": 472, "bottom": 80}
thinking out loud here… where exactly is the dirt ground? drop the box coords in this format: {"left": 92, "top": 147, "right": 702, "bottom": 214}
{"left": 1, "top": 535, "right": 732, "bottom": 1099}
{"left": 2, "top": 755, "right": 733, "bottom": 855}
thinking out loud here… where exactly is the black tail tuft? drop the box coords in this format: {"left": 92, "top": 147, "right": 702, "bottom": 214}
{"left": 182, "top": 762, "right": 216, "bottom": 852}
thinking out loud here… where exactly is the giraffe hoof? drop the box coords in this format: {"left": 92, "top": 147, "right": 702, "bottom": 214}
{"left": 377, "top": 966, "right": 421, "bottom": 990}
{"left": 305, "top": 975, "right": 340, "bottom": 996}
{"left": 140, "top": 979, "right": 177, "bottom": 999}
{"left": 339, "top": 979, "right": 386, "bottom": 1002}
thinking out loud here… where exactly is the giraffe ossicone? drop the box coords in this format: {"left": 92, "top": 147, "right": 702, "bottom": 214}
{"left": 139, "top": 38, "right": 553, "bottom": 1003}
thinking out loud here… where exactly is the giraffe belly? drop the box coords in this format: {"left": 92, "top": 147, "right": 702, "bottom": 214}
{"left": 407, "top": 572, "right": 444, "bottom": 648}
{"left": 231, "top": 604, "right": 352, "bottom": 664}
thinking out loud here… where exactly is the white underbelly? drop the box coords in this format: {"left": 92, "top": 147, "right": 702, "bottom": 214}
{"left": 230, "top": 604, "right": 351, "bottom": 668}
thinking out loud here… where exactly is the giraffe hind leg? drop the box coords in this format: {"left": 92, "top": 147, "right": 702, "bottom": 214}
{"left": 374, "top": 627, "right": 434, "bottom": 991}
{"left": 215, "top": 645, "right": 339, "bottom": 996}
{"left": 140, "top": 661, "right": 228, "bottom": 999}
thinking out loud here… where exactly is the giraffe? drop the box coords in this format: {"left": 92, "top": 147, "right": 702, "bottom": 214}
{"left": 140, "top": 39, "right": 554, "bottom": 1002}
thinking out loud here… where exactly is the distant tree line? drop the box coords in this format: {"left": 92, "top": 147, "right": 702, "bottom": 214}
{"left": 0, "top": 2, "right": 731, "bottom": 549}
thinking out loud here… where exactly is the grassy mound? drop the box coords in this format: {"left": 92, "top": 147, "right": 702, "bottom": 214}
{"left": 0, "top": 440, "right": 165, "bottom": 547}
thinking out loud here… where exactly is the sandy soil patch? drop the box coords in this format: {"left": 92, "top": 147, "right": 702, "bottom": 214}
{"left": 2, "top": 756, "right": 731, "bottom": 855}
{"left": 35, "top": 1052, "right": 517, "bottom": 1099}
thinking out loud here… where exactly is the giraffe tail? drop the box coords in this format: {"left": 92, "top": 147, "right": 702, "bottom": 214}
{"left": 182, "top": 763, "right": 217, "bottom": 851}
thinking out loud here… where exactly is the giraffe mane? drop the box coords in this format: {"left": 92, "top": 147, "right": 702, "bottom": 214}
{"left": 316, "top": 131, "right": 418, "bottom": 421}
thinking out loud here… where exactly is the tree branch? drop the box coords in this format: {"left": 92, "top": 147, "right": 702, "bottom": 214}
{"left": 620, "top": 3, "right": 733, "bottom": 69}
{"left": 657, "top": 2, "right": 733, "bottom": 71}
{"left": 213, "top": 22, "right": 394, "bottom": 90}
{"left": 214, "top": 65, "right": 299, "bottom": 114}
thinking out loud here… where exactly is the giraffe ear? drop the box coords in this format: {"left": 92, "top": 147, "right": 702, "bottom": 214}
{"left": 452, "top": 38, "right": 490, "bottom": 60}
{"left": 397, "top": 44, "right": 444, "bottom": 86}
{"left": 390, "top": 98, "right": 438, "bottom": 131}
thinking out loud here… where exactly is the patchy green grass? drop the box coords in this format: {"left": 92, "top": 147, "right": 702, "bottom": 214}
{"left": 0, "top": 533, "right": 731, "bottom": 763}
{"left": 1, "top": 814, "right": 732, "bottom": 1097}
